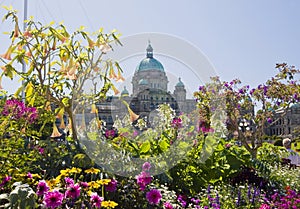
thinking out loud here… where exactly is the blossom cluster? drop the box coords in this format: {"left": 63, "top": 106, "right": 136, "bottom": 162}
{"left": 2, "top": 99, "right": 38, "bottom": 123}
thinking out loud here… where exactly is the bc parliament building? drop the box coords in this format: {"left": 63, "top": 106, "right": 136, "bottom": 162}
{"left": 92, "top": 42, "right": 196, "bottom": 128}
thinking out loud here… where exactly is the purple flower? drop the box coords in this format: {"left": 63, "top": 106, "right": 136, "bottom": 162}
{"left": 163, "top": 201, "right": 173, "bottom": 209}
{"left": 146, "top": 189, "right": 162, "bottom": 205}
{"left": 64, "top": 177, "right": 74, "bottom": 187}
{"left": 105, "top": 179, "right": 117, "bottom": 192}
{"left": 0, "top": 176, "right": 12, "bottom": 188}
{"left": 177, "top": 194, "right": 187, "bottom": 207}
{"left": 142, "top": 162, "right": 151, "bottom": 171}
{"left": 36, "top": 180, "right": 49, "bottom": 196}
{"left": 259, "top": 204, "right": 270, "bottom": 209}
{"left": 105, "top": 129, "right": 116, "bottom": 139}
{"left": 90, "top": 192, "right": 103, "bottom": 208}
{"left": 65, "top": 183, "right": 81, "bottom": 199}
{"left": 136, "top": 171, "right": 152, "bottom": 190}
{"left": 27, "top": 172, "right": 32, "bottom": 179}
{"left": 171, "top": 117, "right": 182, "bottom": 128}
{"left": 267, "top": 118, "right": 272, "bottom": 123}
{"left": 43, "top": 190, "right": 64, "bottom": 209}
{"left": 80, "top": 182, "right": 89, "bottom": 189}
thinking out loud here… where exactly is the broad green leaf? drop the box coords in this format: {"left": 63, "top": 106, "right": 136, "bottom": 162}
{"left": 140, "top": 140, "right": 151, "bottom": 154}
{"left": 159, "top": 139, "right": 169, "bottom": 151}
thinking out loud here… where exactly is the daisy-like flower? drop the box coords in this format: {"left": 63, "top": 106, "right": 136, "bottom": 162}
{"left": 101, "top": 200, "right": 118, "bottom": 208}
{"left": 36, "top": 180, "right": 49, "bottom": 196}
{"left": 90, "top": 192, "right": 104, "bottom": 208}
{"left": 64, "top": 177, "right": 74, "bottom": 187}
{"left": 43, "top": 190, "right": 64, "bottom": 209}
{"left": 146, "top": 189, "right": 162, "bottom": 205}
{"left": 142, "top": 162, "right": 151, "bottom": 171}
{"left": 65, "top": 183, "right": 81, "bottom": 199}
{"left": 84, "top": 167, "right": 100, "bottom": 174}
{"left": 105, "top": 179, "right": 117, "bottom": 192}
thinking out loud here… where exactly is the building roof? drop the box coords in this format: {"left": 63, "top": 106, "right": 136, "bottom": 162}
{"left": 136, "top": 42, "right": 164, "bottom": 72}
{"left": 175, "top": 78, "right": 185, "bottom": 87}
{"left": 138, "top": 79, "right": 149, "bottom": 85}
{"left": 121, "top": 86, "right": 129, "bottom": 96}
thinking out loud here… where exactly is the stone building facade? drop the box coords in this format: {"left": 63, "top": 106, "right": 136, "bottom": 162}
{"left": 266, "top": 104, "right": 300, "bottom": 138}
{"left": 94, "top": 42, "right": 196, "bottom": 128}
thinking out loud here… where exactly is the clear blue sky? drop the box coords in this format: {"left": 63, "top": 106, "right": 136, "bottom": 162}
{"left": 1, "top": 0, "right": 300, "bottom": 95}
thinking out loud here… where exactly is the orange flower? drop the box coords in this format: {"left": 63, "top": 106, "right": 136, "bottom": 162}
{"left": 0, "top": 45, "right": 13, "bottom": 60}
{"left": 45, "top": 101, "right": 51, "bottom": 111}
{"left": 99, "top": 43, "right": 111, "bottom": 53}
{"left": 59, "top": 119, "right": 66, "bottom": 129}
{"left": 90, "top": 104, "right": 98, "bottom": 114}
{"left": 23, "top": 30, "right": 32, "bottom": 38}
{"left": 14, "top": 24, "right": 19, "bottom": 37}
{"left": 128, "top": 106, "right": 139, "bottom": 122}
{"left": 51, "top": 122, "right": 62, "bottom": 138}
{"left": 109, "top": 67, "right": 117, "bottom": 79}
{"left": 111, "top": 85, "right": 120, "bottom": 95}
{"left": 87, "top": 36, "right": 96, "bottom": 48}
{"left": 116, "top": 69, "right": 125, "bottom": 82}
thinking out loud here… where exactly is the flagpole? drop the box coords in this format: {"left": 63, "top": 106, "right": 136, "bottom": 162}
{"left": 22, "top": 0, "right": 28, "bottom": 102}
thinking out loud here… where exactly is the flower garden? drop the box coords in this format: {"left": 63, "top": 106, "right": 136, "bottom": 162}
{"left": 0, "top": 7, "right": 300, "bottom": 209}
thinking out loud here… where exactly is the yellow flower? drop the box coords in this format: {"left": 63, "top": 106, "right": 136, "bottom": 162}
{"left": 101, "top": 200, "right": 118, "bottom": 208}
{"left": 46, "top": 178, "right": 59, "bottom": 188}
{"left": 69, "top": 167, "right": 82, "bottom": 174}
{"left": 88, "top": 181, "right": 101, "bottom": 189}
{"left": 60, "top": 168, "right": 71, "bottom": 176}
{"left": 90, "top": 104, "right": 98, "bottom": 114}
{"left": 84, "top": 167, "right": 100, "bottom": 174}
{"left": 97, "top": 179, "right": 111, "bottom": 186}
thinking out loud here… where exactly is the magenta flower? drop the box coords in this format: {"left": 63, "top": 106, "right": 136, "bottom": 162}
{"left": 36, "top": 180, "right": 49, "bottom": 196}
{"left": 146, "top": 189, "right": 162, "bottom": 205}
{"left": 43, "top": 190, "right": 64, "bottom": 209}
{"left": 136, "top": 171, "right": 152, "bottom": 190}
{"left": 105, "top": 129, "right": 116, "bottom": 138}
{"left": 171, "top": 117, "right": 182, "bottom": 128}
{"left": 259, "top": 204, "right": 270, "bottom": 209}
{"left": 0, "top": 176, "right": 12, "bottom": 188}
{"left": 163, "top": 201, "right": 173, "bottom": 209}
{"left": 105, "top": 179, "right": 117, "bottom": 192}
{"left": 267, "top": 118, "right": 272, "bottom": 123}
{"left": 90, "top": 192, "right": 104, "bottom": 208}
{"left": 65, "top": 183, "right": 81, "bottom": 199}
{"left": 64, "top": 177, "right": 74, "bottom": 187}
{"left": 142, "top": 162, "right": 151, "bottom": 171}
{"left": 27, "top": 172, "right": 32, "bottom": 179}
{"left": 80, "top": 182, "right": 89, "bottom": 189}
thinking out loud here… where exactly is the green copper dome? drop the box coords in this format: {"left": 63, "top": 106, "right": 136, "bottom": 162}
{"left": 136, "top": 42, "right": 164, "bottom": 72}
{"left": 121, "top": 86, "right": 129, "bottom": 96}
{"left": 138, "top": 79, "right": 148, "bottom": 85}
{"left": 175, "top": 78, "right": 185, "bottom": 87}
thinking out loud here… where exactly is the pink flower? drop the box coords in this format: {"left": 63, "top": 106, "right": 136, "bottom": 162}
{"left": 164, "top": 201, "right": 173, "bottom": 209}
{"left": 27, "top": 172, "right": 32, "bottom": 179}
{"left": 64, "top": 177, "right": 74, "bottom": 187}
{"left": 65, "top": 183, "right": 81, "bottom": 199}
{"left": 90, "top": 192, "right": 104, "bottom": 208}
{"left": 43, "top": 190, "right": 64, "bottom": 209}
{"left": 36, "top": 180, "right": 49, "bottom": 196}
{"left": 136, "top": 171, "right": 152, "bottom": 190}
{"left": 0, "top": 176, "right": 12, "bottom": 188}
{"left": 171, "top": 117, "right": 182, "bottom": 128}
{"left": 142, "top": 162, "right": 151, "bottom": 171}
{"left": 146, "top": 189, "right": 162, "bottom": 205}
{"left": 259, "top": 204, "right": 270, "bottom": 209}
{"left": 105, "top": 179, "right": 117, "bottom": 192}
